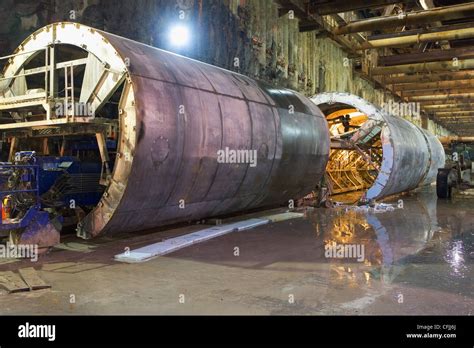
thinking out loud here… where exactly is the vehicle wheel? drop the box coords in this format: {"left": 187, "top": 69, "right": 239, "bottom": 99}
{"left": 437, "top": 169, "right": 452, "bottom": 199}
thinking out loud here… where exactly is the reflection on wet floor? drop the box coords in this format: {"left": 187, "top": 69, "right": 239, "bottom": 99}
{"left": 445, "top": 240, "right": 467, "bottom": 278}
{"left": 169, "top": 187, "right": 472, "bottom": 313}
{"left": 197, "top": 189, "right": 471, "bottom": 286}
{"left": 308, "top": 189, "right": 472, "bottom": 289}
{"left": 0, "top": 187, "right": 471, "bottom": 315}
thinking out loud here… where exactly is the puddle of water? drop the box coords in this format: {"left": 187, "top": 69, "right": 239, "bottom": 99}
{"left": 305, "top": 188, "right": 473, "bottom": 294}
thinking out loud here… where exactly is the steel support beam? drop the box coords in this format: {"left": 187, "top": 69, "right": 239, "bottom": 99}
{"left": 371, "top": 59, "right": 474, "bottom": 76}
{"left": 403, "top": 88, "right": 474, "bottom": 97}
{"left": 434, "top": 111, "right": 474, "bottom": 115}
{"left": 425, "top": 109, "right": 473, "bottom": 115}
{"left": 361, "top": 27, "right": 474, "bottom": 49}
{"left": 367, "top": 22, "right": 471, "bottom": 42}
{"left": 436, "top": 110, "right": 474, "bottom": 117}
{"left": 381, "top": 70, "right": 474, "bottom": 84}
{"left": 393, "top": 80, "right": 474, "bottom": 91}
{"left": 423, "top": 105, "right": 474, "bottom": 113}
{"left": 439, "top": 136, "right": 474, "bottom": 143}
{"left": 378, "top": 47, "right": 474, "bottom": 66}
{"left": 420, "top": 100, "right": 474, "bottom": 106}
{"left": 409, "top": 93, "right": 474, "bottom": 101}
{"left": 310, "top": 0, "right": 407, "bottom": 15}
{"left": 335, "top": 2, "right": 474, "bottom": 35}
{"left": 441, "top": 121, "right": 474, "bottom": 124}
{"left": 424, "top": 107, "right": 474, "bottom": 113}
{"left": 8, "top": 137, "right": 18, "bottom": 162}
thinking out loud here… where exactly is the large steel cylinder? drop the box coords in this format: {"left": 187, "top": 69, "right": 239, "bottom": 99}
{"left": 0, "top": 23, "right": 330, "bottom": 238}
{"left": 365, "top": 114, "right": 431, "bottom": 199}
{"left": 311, "top": 92, "right": 445, "bottom": 201}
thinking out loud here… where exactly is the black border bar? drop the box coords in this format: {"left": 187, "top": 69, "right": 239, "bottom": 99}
{"left": 0, "top": 315, "right": 472, "bottom": 346}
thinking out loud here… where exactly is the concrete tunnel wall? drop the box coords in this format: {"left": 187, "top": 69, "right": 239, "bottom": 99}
{"left": 311, "top": 92, "right": 446, "bottom": 201}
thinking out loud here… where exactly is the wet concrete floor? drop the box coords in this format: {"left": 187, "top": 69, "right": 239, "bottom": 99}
{"left": 0, "top": 187, "right": 472, "bottom": 315}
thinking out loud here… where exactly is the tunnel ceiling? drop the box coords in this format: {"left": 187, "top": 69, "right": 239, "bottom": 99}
{"left": 301, "top": 0, "right": 474, "bottom": 136}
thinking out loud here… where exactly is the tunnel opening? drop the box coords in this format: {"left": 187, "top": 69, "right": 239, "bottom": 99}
{"left": 312, "top": 92, "right": 446, "bottom": 204}
{"left": 317, "top": 102, "right": 384, "bottom": 203}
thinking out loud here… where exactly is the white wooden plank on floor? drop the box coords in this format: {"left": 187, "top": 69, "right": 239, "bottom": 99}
{"left": 261, "top": 212, "right": 304, "bottom": 222}
{"left": 114, "top": 218, "right": 270, "bottom": 263}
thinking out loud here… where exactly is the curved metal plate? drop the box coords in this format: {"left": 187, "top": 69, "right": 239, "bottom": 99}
{"left": 79, "top": 25, "right": 330, "bottom": 237}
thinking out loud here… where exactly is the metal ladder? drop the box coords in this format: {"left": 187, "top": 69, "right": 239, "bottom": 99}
{"left": 64, "top": 64, "right": 75, "bottom": 122}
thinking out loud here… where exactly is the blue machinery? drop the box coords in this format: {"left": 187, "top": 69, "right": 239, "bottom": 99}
{"left": 0, "top": 161, "right": 44, "bottom": 231}
{"left": 0, "top": 149, "right": 106, "bottom": 249}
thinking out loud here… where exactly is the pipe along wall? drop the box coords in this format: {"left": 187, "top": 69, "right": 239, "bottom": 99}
{"left": 0, "top": 24, "right": 444, "bottom": 239}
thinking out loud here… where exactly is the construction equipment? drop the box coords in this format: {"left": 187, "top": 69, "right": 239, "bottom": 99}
{"left": 0, "top": 145, "right": 111, "bottom": 251}
{"left": 437, "top": 140, "right": 474, "bottom": 198}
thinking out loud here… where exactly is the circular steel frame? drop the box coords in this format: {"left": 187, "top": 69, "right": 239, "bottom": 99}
{"left": 311, "top": 92, "right": 445, "bottom": 201}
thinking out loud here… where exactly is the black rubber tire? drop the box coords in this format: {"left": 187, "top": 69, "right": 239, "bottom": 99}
{"left": 437, "top": 169, "right": 451, "bottom": 199}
